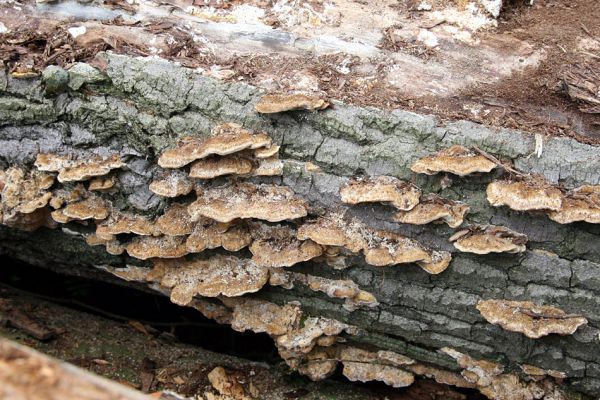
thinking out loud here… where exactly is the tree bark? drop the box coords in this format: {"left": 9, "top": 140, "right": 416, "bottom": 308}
{"left": 1, "top": 53, "right": 600, "bottom": 398}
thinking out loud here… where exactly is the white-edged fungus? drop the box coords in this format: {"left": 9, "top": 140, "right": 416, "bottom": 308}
{"left": 148, "top": 255, "right": 269, "bottom": 305}
{"left": 548, "top": 185, "right": 600, "bottom": 224}
{"left": 221, "top": 297, "right": 301, "bottom": 336}
{"left": 362, "top": 229, "right": 431, "bottom": 266}
{"left": 410, "top": 145, "right": 497, "bottom": 176}
{"left": 520, "top": 364, "right": 567, "bottom": 381}
{"left": 0, "top": 167, "right": 54, "bottom": 217}
{"left": 155, "top": 203, "right": 195, "bottom": 236}
{"left": 158, "top": 123, "right": 272, "bottom": 168}
{"left": 88, "top": 176, "right": 116, "bottom": 191}
{"left": 186, "top": 220, "right": 252, "bottom": 253}
{"left": 149, "top": 170, "right": 194, "bottom": 198}
{"left": 297, "top": 213, "right": 367, "bottom": 253}
{"left": 449, "top": 225, "right": 527, "bottom": 254}
{"left": 416, "top": 250, "right": 452, "bottom": 274}
{"left": 35, "top": 153, "right": 125, "bottom": 183}
{"left": 340, "top": 347, "right": 415, "bottom": 388}
{"left": 126, "top": 235, "right": 189, "bottom": 260}
{"left": 188, "top": 182, "right": 308, "bottom": 223}
{"left": 339, "top": 176, "right": 421, "bottom": 211}
{"left": 393, "top": 194, "right": 470, "bottom": 228}
{"left": 189, "top": 155, "right": 254, "bottom": 179}
{"left": 249, "top": 224, "right": 323, "bottom": 268}
{"left": 476, "top": 299, "right": 588, "bottom": 339}
{"left": 96, "top": 211, "right": 158, "bottom": 238}
{"left": 255, "top": 93, "right": 329, "bottom": 114}
{"left": 58, "top": 196, "right": 110, "bottom": 221}
{"left": 254, "top": 144, "right": 280, "bottom": 159}
{"left": 251, "top": 156, "right": 284, "bottom": 176}
{"left": 487, "top": 177, "right": 563, "bottom": 211}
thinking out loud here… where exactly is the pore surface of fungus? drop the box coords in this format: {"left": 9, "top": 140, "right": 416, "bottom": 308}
{"left": 487, "top": 177, "right": 563, "bottom": 211}
{"left": 189, "top": 155, "right": 254, "bottom": 179}
{"left": 393, "top": 194, "right": 469, "bottom": 228}
{"left": 188, "top": 182, "right": 308, "bottom": 223}
{"left": 450, "top": 225, "right": 527, "bottom": 254}
{"left": 158, "top": 123, "right": 272, "bottom": 168}
{"left": 255, "top": 93, "right": 329, "bottom": 113}
{"left": 548, "top": 185, "right": 600, "bottom": 224}
{"left": 249, "top": 224, "right": 323, "bottom": 268}
{"left": 149, "top": 256, "right": 269, "bottom": 305}
{"left": 410, "top": 145, "right": 497, "bottom": 176}
{"left": 476, "top": 299, "right": 588, "bottom": 339}
{"left": 149, "top": 170, "right": 194, "bottom": 198}
{"left": 126, "top": 235, "right": 189, "bottom": 260}
{"left": 339, "top": 176, "right": 421, "bottom": 211}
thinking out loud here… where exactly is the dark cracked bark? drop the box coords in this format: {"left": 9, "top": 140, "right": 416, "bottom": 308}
{"left": 1, "top": 53, "right": 600, "bottom": 398}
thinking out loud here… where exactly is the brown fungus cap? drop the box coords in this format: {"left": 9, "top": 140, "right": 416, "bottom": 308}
{"left": 294, "top": 273, "right": 379, "bottom": 311}
{"left": 251, "top": 156, "right": 284, "bottom": 176}
{"left": 440, "top": 347, "right": 504, "bottom": 388}
{"left": 410, "top": 145, "right": 497, "bottom": 176}
{"left": 296, "top": 213, "right": 368, "bottom": 253}
{"left": 255, "top": 93, "right": 329, "bottom": 114}
{"left": 88, "top": 176, "right": 116, "bottom": 191}
{"left": 416, "top": 250, "right": 452, "bottom": 275}
{"left": 362, "top": 230, "right": 431, "bottom": 266}
{"left": 149, "top": 255, "right": 269, "bottom": 305}
{"left": 249, "top": 224, "right": 323, "bottom": 268}
{"left": 548, "top": 185, "right": 600, "bottom": 224}
{"left": 519, "top": 364, "right": 567, "bottom": 381}
{"left": 60, "top": 196, "right": 110, "bottom": 221}
{"left": 96, "top": 211, "right": 158, "bottom": 238}
{"left": 1, "top": 167, "right": 54, "bottom": 216}
{"left": 476, "top": 299, "right": 588, "bottom": 339}
{"left": 340, "top": 176, "right": 421, "bottom": 211}
{"left": 149, "top": 170, "right": 194, "bottom": 198}
{"left": 254, "top": 144, "right": 280, "bottom": 159}
{"left": 158, "top": 123, "right": 272, "bottom": 168}
{"left": 393, "top": 194, "right": 470, "bottom": 228}
{"left": 49, "top": 186, "right": 86, "bottom": 210}
{"left": 222, "top": 298, "right": 302, "bottom": 337}
{"left": 35, "top": 153, "right": 125, "bottom": 183}
{"left": 297, "top": 347, "right": 339, "bottom": 381}
{"left": 156, "top": 203, "right": 195, "bottom": 236}
{"left": 449, "top": 225, "right": 528, "bottom": 254}
{"left": 188, "top": 182, "right": 308, "bottom": 223}
{"left": 2, "top": 207, "right": 56, "bottom": 232}
{"left": 339, "top": 347, "right": 415, "bottom": 388}
{"left": 189, "top": 155, "right": 253, "bottom": 179}
{"left": 186, "top": 220, "right": 252, "bottom": 253}
{"left": 487, "top": 176, "right": 563, "bottom": 211}
{"left": 126, "top": 235, "right": 189, "bottom": 260}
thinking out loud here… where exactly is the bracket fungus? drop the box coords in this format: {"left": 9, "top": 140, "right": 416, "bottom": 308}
{"left": 189, "top": 155, "right": 254, "bottom": 179}
{"left": 249, "top": 224, "right": 323, "bottom": 268}
{"left": 476, "top": 299, "right": 588, "bottom": 339}
{"left": 0, "top": 167, "right": 54, "bottom": 216}
{"left": 254, "top": 144, "right": 280, "bottom": 159}
{"left": 186, "top": 220, "right": 252, "bottom": 253}
{"left": 55, "top": 196, "right": 110, "bottom": 222}
{"left": 255, "top": 93, "right": 329, "bottom": 113}
{"left": 297, "top": 213, "right": 368, "bottom": 253}
{"left": 362, "top": 230, "right": 431, "bottom": 267}
{"left": 88, "top": 176, "right": 116, "bottom": 192}
{"left": 223, "top": 298, "right": 302, "bottom": 337}
{"left": 158, "top": 123, "right": 272, "bottom": 168}
{"left": 126, "top": 235, "right": 189, "bottom": 260}
{"left": 188, "top": 182, "right": 308, "bottom": 223}
{"left": 520, "top": 364, "right": 567, "bottom": 381}
{"left": 393, "top": 194, "right": 470, "bottom": 228}
{"left": 487, "top": 177, "right": 563, "bottom": 211}
{"left": 339, "top": 347, "right": 415, "bottom": 388}
{"left": 440, "top": 347, "right": 504, "bottom": 387}
{"left": 449, "top": 225, "right": 527, "bottom": 254}
{"left": 35, "top": 153, "right": 125, "bottom": 183}
{"left": 339, "top": 176, "right": 421, "bottom": 211}
{"left": 96, "top": 211, "right": 158, "bottom": 239}
{"left": 410, "top": 146, "right": 497, "bottom": 176}
{"left": 416, "top": 250, "right": 452, "bottom": 275}
{"left": 148, "top": 256, "right": 269, "bottom": 305}
{"left": 251, "top": 157, "right": 284, "bottom": 176}
{"left": 149, "top": 170, "right": 194, "bottom": 198}
{"left": 296, "top": 273, "right": 378, "bottom": 311}
{"left": 548, "top": 185, "right": 600, "bottom": 224}
{"left": 155, "top": 203, "right": 195, "bottom": 236}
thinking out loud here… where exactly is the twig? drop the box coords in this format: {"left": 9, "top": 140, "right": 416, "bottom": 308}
{"left": 472, "top": 146, "right": 527, "bottom": 177}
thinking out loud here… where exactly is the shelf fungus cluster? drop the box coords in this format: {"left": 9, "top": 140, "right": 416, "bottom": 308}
{"left": 298, "top": 213, "right": 452, "bottom": 274}
{"left": 476, "top": 299, "right": 588, "bottom": 339}
{"left": 487, "top": 175, "right": 600, "bottom": 225}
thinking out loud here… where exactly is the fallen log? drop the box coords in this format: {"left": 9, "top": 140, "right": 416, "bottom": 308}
{"left": 1, "top": 53, "right": 600, "bottom": 399}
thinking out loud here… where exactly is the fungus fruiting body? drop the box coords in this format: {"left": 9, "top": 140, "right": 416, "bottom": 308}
{"left": 126, "top": 235, "right": 188, "bottom": 260}
{"left": 189, "top": 156, "right": 254, "bottom": 179}
{"left": 548, "top": 185, "right": 600, "bottom": 224}
{"left": 476, "top": 299, "right": 588, "bottom": 338}
{"left": 158, "top": 123, "right": 272, "bottom": 168}
{"left": 393, "top": 194, "right": 469, "bottom": 228}
{"left": 339, "top": 176, "right": 421, "bottom": 210}
{"left": 149, "top": 170, "right": 194, "bottom": 197}
{"left": 487, "top": 177, "right": 563, "bottom": 211}
{"left": 96, "top": 211, "right": 158, "bottom": 238}
{"left": 188, "top": 182, "right": 308, "bottom": 223}
{"left": 35, "top": 153, "right": 125, "bottom": 183}
{"left": 249, "top": 224, "right": 323, "bottom": 267}
{"left": 411, "top": 146, "right": 497, "bottom": 176}
{"left": 255, "top": 93, "right": 329, "bottom": 113}
{"left": 340, "top": 347, "right": 415, "bottom": 388}
{"left": 450, "top": 225, "right": 527, "bottom": 254}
